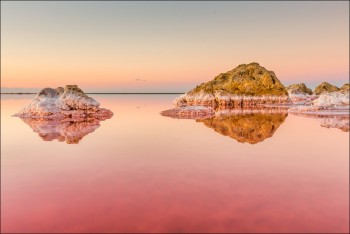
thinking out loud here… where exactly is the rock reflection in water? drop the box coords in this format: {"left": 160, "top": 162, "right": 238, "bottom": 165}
{"left": 20, "top": 117, "right": 108, "bottom": 144}
{"left": 197, "top": 110, "right": 288, "bottom": 144}
{"left": 320, "top": 116, "right": 349, "bottom": 132}
{"left": 290, "top": 112, "right": 349, "bottom": 132}
{"left": 160, "top": 106, "right": 215, "bottom": 119}
{"left": 161, "top": 106, "right": 289, "bottom": 144}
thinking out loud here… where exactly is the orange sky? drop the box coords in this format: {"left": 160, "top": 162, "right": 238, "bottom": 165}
{"left": 1, "top": 1, "right": 349, "bottom": 92}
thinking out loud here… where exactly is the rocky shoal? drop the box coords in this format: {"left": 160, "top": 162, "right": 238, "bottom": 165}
{"left": 13, "top": 85, "right": 113, "bottom": 120}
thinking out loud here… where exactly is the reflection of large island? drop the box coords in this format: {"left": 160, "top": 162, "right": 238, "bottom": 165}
{"left": 161, "top": 106, "right": 288, "bottom": 144}
{"left": 196, "top": 111, "right": 288, "bottom": 144}
{"left": 20, "top": 118, "right": 106, "bottom": 144}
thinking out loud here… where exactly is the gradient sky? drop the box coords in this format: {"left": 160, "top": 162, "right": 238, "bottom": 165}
{"left": 1, "top": 1, "right": 349, "bottom": 92}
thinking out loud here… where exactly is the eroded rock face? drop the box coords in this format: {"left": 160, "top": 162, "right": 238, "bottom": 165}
{"left": 340, "top": 83, "right": 350, "bottom": 92}
{"left": 287, "top": 83, "right": 313, "bottom": 95}
{"left": 20, "top": 118, "right": 103, "bottom": 144}
{"left": 313, "top": 82, "right": 339, "bottom": 95}
{"left": 58, "top": 85, "right": 100, "bottom": 111}
{"left": 13, "top": 85, "right": 113, "bottom": 119}
{"left": 174, "top": 63, "right": 290, "bottom": 108}
{"left": 197, "top": 112, "right": 288, "bottom": 144}
{"left": 286, "top": 83, "right": 317, "bottom": 104}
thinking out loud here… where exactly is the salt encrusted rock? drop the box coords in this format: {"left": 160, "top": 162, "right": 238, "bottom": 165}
{"left": 289, "top": 90, "right": 349, "bottom": 115}
{"left": 286, "top": 83, "right": 317, "bottom": 104}
{"left": 196, "top": 112, "right": 288, "bottom": 144}
{"left": 13, "top": 85, "right": 113, "bottom": 120}
{"left": 313, "top": 82, "right": 339, "bottom": 95}
{"left": 288, "top": 94, "right": 318, "bottom": 105}
{"left": 20, "top": 117, "right": 103, "bottom": 144}
{"left": 160, "top": 106, "right": 215, "bottom": 119}
{"left": 287, "top": 83, "right": 313, "bottom": 95}
{"left": 312, "top": 90, "right": 349, "bottom": 107}
{"left": 58, "top": 85, "right": 100, "bottom": 111}
{"left": 174, "top": 63, "right": 291, "bottom": 108}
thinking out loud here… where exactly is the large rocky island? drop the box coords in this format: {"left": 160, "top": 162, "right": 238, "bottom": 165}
{"left": 174, "top": 62, "right": 291, "bottom": 109}
{"left": 161, "top": 63, "right": 349, "bottom": 136}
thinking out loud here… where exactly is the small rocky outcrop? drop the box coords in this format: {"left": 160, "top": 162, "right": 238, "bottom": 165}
{"left": 289, "top": 90, "right": 349, "bottom": 115}
{"left": 13, "top": 85, "right": 113, "bottom": 120}
{"left": 286, "top": 83, "right": 316, "bottom": 104}
{"left": 312, "top": 90, "right": 349, "bottom": 107}
{"left": 313, "top": 82, "right": 339, "bottom": 95}
{"left": 286, "top": 83, "right": 313, "bottom": 95}
{"left": 174, "top": 63, "right": 291, "bottom": 109}
{"left": 340, "top": 83, "right": 350, "bottom": 92}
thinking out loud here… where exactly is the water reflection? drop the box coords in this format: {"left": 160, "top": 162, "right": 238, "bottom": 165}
{"left": 320, "top": 116, "right": 349, "bottom": 132}
{"left": 161, "top": 107, "right": 288, "bottom": 144}
{"left": 197, "top": 111, "right": 288, "bottom": 144}
{"left": 19, "top": 117, "right": 109, "bottom": 144}
{"left": 290, "top": 112, "right": 349, "bottom": 132}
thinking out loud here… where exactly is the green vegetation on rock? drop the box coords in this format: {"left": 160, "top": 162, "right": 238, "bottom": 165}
{"left": 188, "top": 63, "right": 288, "bottom": 96}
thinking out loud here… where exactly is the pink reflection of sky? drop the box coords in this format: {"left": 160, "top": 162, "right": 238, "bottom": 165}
{"left": 1, "top": 95, "right": 349, "bottom": 233}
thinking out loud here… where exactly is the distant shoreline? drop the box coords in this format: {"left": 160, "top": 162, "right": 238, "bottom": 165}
{"left": 0, "top": 92, "right": 185, "bottom": 95}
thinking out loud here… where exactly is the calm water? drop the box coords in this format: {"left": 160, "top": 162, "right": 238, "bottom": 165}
{"left": 1, "top": 94, "right": 349, "bottom": 233}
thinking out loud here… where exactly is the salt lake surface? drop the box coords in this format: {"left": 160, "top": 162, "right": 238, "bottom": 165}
{"left": 1, "top": 94, "right": 349, "bottom": 233}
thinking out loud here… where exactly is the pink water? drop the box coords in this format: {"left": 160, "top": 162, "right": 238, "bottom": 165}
{"left": 1, "top": 94, "right": 349, "bottom": 233}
